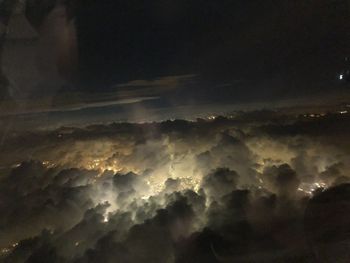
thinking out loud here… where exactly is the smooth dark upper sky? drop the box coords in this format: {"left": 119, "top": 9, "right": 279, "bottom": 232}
{"left": 75, "top": 0, "right": 350, "bottom": 102}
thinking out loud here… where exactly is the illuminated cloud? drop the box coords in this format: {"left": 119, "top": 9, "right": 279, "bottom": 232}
{"left": 0, "top": 112, "right": 350, "bottom": 262}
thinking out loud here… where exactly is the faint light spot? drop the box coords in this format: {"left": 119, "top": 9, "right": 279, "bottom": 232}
{"left": 103, "top": 214, "right": 109, "bottom": 223}
{"left": 12, "top": 163, "right": 21, "bottom": 168}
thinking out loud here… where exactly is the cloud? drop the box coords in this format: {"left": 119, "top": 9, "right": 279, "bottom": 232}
{"left": 0, "top": 95, "right": 159, "bottom": 116}
{"left": 116, "top": 74, "right": 196, "bottom": 88}
{"left": 262, "top": 164, "right": 300, "bottom": 198}
{"left": 0, "top": 111, "right": 350, "bottom": 262}
{"left": 113, "top": 74, "right": 197, "bottom": 98}
{"left": 201, "top": 168, "right": 239, "bottom": 200}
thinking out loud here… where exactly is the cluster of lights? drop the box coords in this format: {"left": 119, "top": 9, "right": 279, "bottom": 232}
{"left": 303, "top": 113, "right": 326, "bottom": 118}
{"left": 42, "top": 160, "right": 55, "bottom": 168}
{"left": 301, "top": 108, "right": 349, "bottom": 119}
{"left": 86, "top": 159, "right": 103, "bottom": 170}
{"left": 86, "top": 159, "right": 122, "bottom": 174}
{"left": 297, "top": 181, "right": 327, "bottom": 195}
{"left": 0, "top": 243, "right": 18, "bottom": 255}
{"left": 180, "top": 177, "right": 201, "bottom": 192}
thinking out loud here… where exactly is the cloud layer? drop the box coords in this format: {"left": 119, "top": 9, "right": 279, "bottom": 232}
{"left": 1, "top": 111, "right": 350, "bottom": 262}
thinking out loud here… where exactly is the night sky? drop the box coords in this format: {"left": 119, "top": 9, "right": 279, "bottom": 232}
{"left": 1, "top": 0, "right": 350, "bottom": 120}
{"left": 75, "top": 0, "right": 350, "bottom": 102}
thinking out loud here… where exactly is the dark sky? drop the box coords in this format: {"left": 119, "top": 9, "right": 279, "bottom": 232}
{"left": 1, "top": 0, "right": 350, "bottom": 118}
{"left": 74, "top": 0, "right": 350, "bottom": 102}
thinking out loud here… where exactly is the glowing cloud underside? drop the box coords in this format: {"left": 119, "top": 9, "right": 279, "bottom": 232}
{"left": 0, "top": 114, "right": 350, "bottom": 262}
